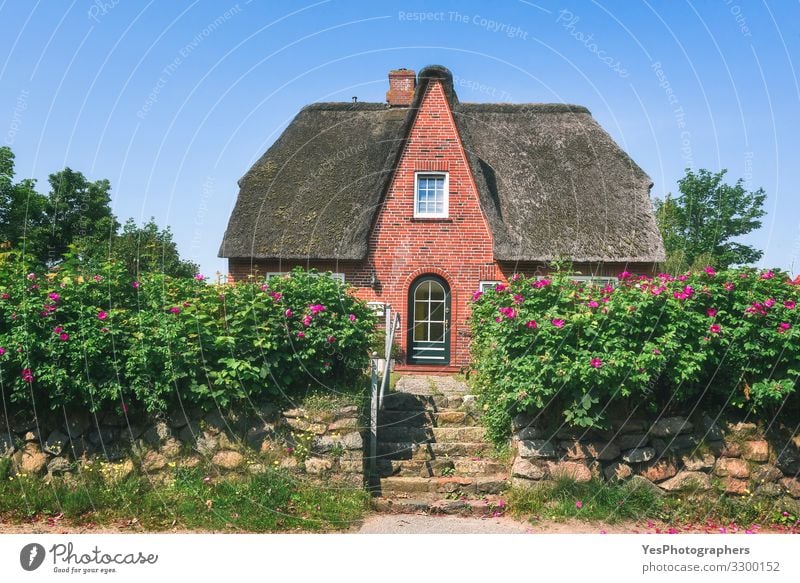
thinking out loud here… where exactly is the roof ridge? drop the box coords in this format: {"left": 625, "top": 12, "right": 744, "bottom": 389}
{"left": 302, "top": 102, "right": 391, "bottom": 111}
{"left": 457, "top": 103, "right": 591, "bottom": 114}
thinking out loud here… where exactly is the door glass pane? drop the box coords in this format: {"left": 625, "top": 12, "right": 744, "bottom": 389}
{"left": 414, "top": 323, "right": 426, "bottom": 341}
{"left": 430, "top": 302, "right": 444, "bottom": 322}
{"left": 429, "top": 282, "right": 444, "bottom": 300}
{"left": 415, "top": 281, "right": 430, "bottom": 301}
{"left": 429, "top": 323, "right": 445, "bottom": 342}
{"left": 414, "top": 301, "right": 428, "bottom": 321}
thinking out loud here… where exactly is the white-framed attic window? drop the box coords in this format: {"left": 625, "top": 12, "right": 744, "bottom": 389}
{"left": 414, "top": 171, "right": 449, "bottom": 218}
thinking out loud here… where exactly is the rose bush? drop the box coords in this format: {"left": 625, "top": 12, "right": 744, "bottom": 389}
{"left": 0, "top": 254, "right": 375, "bottom": 414}
{"left": 470, "top": 267, "right": 800, "bottom": 443}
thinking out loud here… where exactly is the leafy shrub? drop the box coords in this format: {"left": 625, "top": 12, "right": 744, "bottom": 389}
{"left": 0, "top": 253, "right": 375, "bottom": 415}
{"left": 470, "top": 267, "right": 800, "bottom": 442}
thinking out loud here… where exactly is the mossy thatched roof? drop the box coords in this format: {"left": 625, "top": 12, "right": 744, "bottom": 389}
{"left": 219, "top": 66, "right": 665, "bottom": 263}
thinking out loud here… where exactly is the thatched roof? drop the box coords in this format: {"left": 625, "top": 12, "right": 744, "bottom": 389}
{"left": 219, "top": 66, "right": 665, "bottom": 263}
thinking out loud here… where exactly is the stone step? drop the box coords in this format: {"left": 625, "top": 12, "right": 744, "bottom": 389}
{"left": 394, "top": 375, "right": 470, "bottom": 396}
{"left": 376, "top": 441, "right": 491, "bottom": 460}
{"left": 452, "top": 458, "right": 508, "bottom": 476}
{"left": 378, "top": 409, "right": 477, "bottom": 428}
{"left": 379, "top": 474, "right": 509, "bottom": 496}
{"left": 371, "top": 495, "right": 507, "bottom": 516}
{"left": 377, "top": 426, "right": 486, "bottom": 443}
{"left": 376, "top": 457, "right": 508, "bottom": 478}
{"left": 381, "top": 391, "right": 473, "bottom": 412}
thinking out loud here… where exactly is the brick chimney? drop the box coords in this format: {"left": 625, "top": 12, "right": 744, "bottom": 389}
{"left": 386, "top": 68, "right": 416, "bottom": 107}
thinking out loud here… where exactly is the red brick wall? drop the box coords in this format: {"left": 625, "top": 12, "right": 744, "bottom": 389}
{"left": 359, "top": 79, "right": 495, "bottom": 367}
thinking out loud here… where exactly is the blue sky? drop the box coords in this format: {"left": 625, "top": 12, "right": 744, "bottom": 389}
{"left": 1, "top": 0, "right": 798, "bottom": 277}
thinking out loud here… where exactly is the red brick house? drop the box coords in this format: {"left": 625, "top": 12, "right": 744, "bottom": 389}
{"left": 219, "top": 65, "right": 665, "bottom": 371}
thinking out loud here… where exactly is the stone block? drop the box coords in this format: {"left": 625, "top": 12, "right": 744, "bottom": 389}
{"left": 700, "top": 414, "right": 724, "bottom": 441}
{"left": 639, "top": 459, "right": 678, "bottom": 482}
{"left": 652, "top": 434, "right": 699, "bottom": 455}
{"left": 518, "top": 439, "right": 556, "bottom": 459}
{"left": 722, "top": 478, "right": 749, "bottom": 495}
{"left": 713, "top": 457, "right": 749, "bottom": 479}
{"left": 603, "top": 462, "right": 632, "bottom": 482}
{"left": 627, "top": 475, "right": 664, "bottom": 496}
{"left": 512, "top": 458, "right": 546, "bottom": 480}
{"left": 476, "top": 476, "right": 508, "bottom": 494}
{"left": 779, "top": 477, "right": 800, "bottom": 499}
{"left": 304, "top": 457, "right": 332, "bottom": 475}
{"left": 616, "top": 433, "right": 649, "bottom": 450}
{"left": 681, "top": 453, "right": 715, "bottom": 472}
{"left": 14, "top": 445, "right": 47, "bottom": 475}
{"left": 742, "top": 440, "right": 769, "bottom": 462}
{"left": 47, "top": 457, "right": 72, "bottom": 474}
{"left": 516, "top": 426, "right": 545, "bottom": 440}
{"left": 756, "top": 482, "right": 782, "bottom": 497}
{"left": 212, "top": 450, "right": 244, "bottom": 470}
{"left": 612, "top": 418, "right": 649, "bottom": 433}
{"left": 546, "top": 461, "right": 591, "bottom": 482}
{"left": 142, "top": 422, "right": 171, "bottom": 446}
{"left": 622, "top": 447, "right": 655, "bottom": 463}
{"left": 650, "top": 417, "right": 693, "bottom": 437}
{"left": 659, "top": 471, "right": 711, "bottom": 492}
{"left": 560, "top": 441, "right": 620, "bottom": 461}
{"left": 752, "top": 464, "right": 783, "bottom": 483}
{"left": 141, "top": 451, "right": 167, "bottom": 472}
{"left": 329, "top": 417, "right": 359, "bottom": 431}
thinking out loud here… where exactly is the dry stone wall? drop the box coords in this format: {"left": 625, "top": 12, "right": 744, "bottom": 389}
{"left": 0, "top": 403, "right": 365, "bottom": 486}
{"left": 511, "top": 412, "right": 800, "bottom": 507}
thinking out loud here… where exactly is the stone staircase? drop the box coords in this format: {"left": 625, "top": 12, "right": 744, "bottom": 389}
{"left": 370, "top": 375, "right": 509, "bottom": 515}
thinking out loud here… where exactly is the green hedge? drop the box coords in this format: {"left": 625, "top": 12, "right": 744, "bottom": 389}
{"left": 0, "top": 257, "right": 375, "bottom": 415}
{"left": 470, "top": 267, "right": 800, "bottom": 443}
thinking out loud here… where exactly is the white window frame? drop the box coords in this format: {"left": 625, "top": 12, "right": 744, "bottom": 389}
{"left": 479, "top": 280, "right": 502, "bottom": 292}
{"left": 413, "top": 171, "right": 449, "bottom": 218}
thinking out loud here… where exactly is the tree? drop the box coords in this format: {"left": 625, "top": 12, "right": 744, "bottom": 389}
{"left": 0, "top": 147, "right": 197, "bottom": 277}
{"left": 105, "top": 218, "right": 199, "bottom": 278}
{"left": 654, "top": 168, "right": 766, "bottom": 271}
{"left": 44, "top": 167, "right": 119, "bottom": 264}
{"left": 0, "top": 146, "right": 49, "bottom": 259}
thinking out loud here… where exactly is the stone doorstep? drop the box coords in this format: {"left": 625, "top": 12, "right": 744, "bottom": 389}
{"left": 393, "top": 375, "right": 470, "bottom": 396}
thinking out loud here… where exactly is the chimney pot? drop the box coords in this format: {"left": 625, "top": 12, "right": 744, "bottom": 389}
{"left": 386, "top": 68, "right": 416, "bottom": 107}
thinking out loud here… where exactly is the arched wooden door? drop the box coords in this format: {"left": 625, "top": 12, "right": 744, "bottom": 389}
{"left": 407, "top": 275, "right": 450, "bottom": 365}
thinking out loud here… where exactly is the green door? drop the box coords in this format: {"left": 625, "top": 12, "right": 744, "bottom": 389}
{"left": 408, "top": 276, "right": 450, "bottom": 365}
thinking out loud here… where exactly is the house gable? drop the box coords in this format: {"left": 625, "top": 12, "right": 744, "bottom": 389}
{"left": 364, "top": 77, "right": 496, "bottom": 366}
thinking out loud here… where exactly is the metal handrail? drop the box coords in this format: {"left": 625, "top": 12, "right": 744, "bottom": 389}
{"left": 379, "top": 311, "right": 400, "bottom": 410}
{"left": 369, "top": 310, "right": 400, "bottom": 479}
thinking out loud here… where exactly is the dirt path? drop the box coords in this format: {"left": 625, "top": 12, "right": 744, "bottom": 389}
{"left": 0, "top": 513, "right": 794, "bottom": 535}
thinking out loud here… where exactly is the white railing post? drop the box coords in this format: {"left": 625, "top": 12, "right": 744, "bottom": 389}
{"left": 369, "top": 352, "right": 378, "bottom": 479}
{"left": 384, "top": 304, "right": 392, "bottom": 367}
